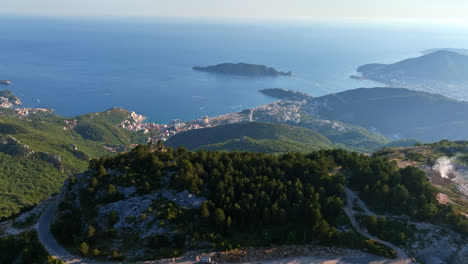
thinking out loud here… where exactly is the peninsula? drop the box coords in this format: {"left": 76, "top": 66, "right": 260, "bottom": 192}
{"left": 355, "top": 50, "right": 468, "bottom": 100}
{"left": 259, "top": 88, "right": 312, "bottom": 101}
{"left": 0, "top": 90, "right": 22, "bottom": 108}
{"left": 193, "top": 62, "right": 292, "bottom": 77}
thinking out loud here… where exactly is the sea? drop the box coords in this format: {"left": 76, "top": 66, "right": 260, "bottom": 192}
{"left": 1, "top": 16, "right": 468, "bottom": 123}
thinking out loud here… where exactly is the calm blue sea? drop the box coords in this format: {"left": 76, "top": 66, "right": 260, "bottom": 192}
{"left": 1, "top": 16, "right": 468, "bottom": 123}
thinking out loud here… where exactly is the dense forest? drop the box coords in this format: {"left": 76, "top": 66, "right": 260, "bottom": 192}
{"left": 51, "top": 143, "right": 452, "bottom": 260}
{"left": 348, "top": 156, "right": 437, "bottom": 218}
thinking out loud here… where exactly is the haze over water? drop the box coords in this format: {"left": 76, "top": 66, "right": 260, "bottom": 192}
{"left": 1, "top": 16, "right": 468, "bottom": 123}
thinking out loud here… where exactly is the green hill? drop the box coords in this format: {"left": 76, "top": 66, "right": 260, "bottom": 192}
{"left": 311, "top": 87, "right": 468, "bottom": 141}
{"left": 166, "top": 120, "right": 393, "bottom": 154}
{"left": 52, "top": 146, "right": 412, "bottom": 261}
{"left": 0, "top": 107, "right": 147, "bottom": 218}
{"left": 166, "top": 122, "right": 332, "bottom": 154}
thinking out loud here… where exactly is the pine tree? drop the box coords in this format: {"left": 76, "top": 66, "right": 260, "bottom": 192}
{"left": 80, "top": 242, "right": 89, "bottom": 255}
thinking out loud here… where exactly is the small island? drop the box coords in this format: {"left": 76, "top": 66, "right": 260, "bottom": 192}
{"left": 0, "top": 80, "right": 12, "bottom": 85}
{"left": 193, "top": 63, "right": 292, "bottom": 77}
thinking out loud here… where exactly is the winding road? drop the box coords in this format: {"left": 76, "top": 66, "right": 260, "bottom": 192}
{"left": 344, "top": 188, "right": 412, "bottom": 264}
{"left": 36, "top": 200, "right": 107, "bottom": 264}
{"left": 36, "top": 190, "right": 413, "bottom": 264}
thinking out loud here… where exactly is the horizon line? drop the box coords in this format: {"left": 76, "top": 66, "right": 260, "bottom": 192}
{"left": 3, "top": 12, "right": 468, "bottom": 26}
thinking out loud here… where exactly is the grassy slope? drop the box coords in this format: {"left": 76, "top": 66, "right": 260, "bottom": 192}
{"left": 0, "top": 108, "right": 146, "bottom": 218}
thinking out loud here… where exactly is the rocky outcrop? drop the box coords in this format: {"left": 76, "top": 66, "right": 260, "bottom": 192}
{"left": 410, "top": 222, "right": 468, "bottom": 264}
{"left": 161, "top": 189, "right": 205, "bottom": 209}
{"left": 0, "top": 136, "right": 34, "bottom": 157}
{"left": 54, "top": 168, "right": 206, "bottom": 253}
{"left": 35, "top": 152, "right": 62, "bottom": 170}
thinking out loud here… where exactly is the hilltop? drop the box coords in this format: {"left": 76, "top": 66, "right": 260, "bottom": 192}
{"left": 421, "top": 48, "right": 468, "bottom": 56}
{"left": 356, "top": 50, "right": 468, "bottom": 100}
{"left": 51, "top": 145, "right": 426, "bottom": 261}
{"left": 193, "top": 63, "right": 292, "bottom": 77}
{"left": 47, "top": 143, "right": 468, "bottom": 263}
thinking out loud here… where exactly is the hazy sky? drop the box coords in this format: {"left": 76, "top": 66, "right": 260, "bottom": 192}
{"left": 3, "top": 0, "right": 468, "bottom": 22}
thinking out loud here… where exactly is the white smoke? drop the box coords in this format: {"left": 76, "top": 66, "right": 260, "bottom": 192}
{"left": 433, "top": 156, "right": 456, "bottom": 179}
{"left": 432, "top": 156, "right": 468, "bottom": 197}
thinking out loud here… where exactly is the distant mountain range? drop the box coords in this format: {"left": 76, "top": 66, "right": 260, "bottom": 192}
{"left": 193, "top": 63, "right": 292, "bottom": 77}
{"left": 356, "top": 50, "right": 468, "bottom": 100}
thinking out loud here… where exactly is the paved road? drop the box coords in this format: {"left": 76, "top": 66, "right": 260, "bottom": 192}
{"left": 344, "top": 188, "right": 412, "bottom": 264}
{"left": 36, "top": 200, "right": 107, "bottom": 264}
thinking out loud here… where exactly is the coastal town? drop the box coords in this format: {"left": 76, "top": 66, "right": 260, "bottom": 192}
{"left": 117, "top": 94, "right": 348, "bottom": 143}
{"left": 119, "top": 112, "right": 212, "bottom": 142}
{"left": 0, "top": 91, "right": 21, "bottom": 108}
{"left": 0, "top": 87, "right": 347, "bottom": 145}
{"left": 0, "top": 92, "right": 52, "bottom": 118}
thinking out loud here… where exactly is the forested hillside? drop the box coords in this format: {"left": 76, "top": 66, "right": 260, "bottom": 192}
{"left": 0, "top": 108, "right": 147, "bottom": 218}
{"left": 51, "top": 144, "right": 450, "bottom": 261}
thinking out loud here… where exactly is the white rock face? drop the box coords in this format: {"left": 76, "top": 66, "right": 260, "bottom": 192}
{"left": 453, "top": 246, "right": 468, "bottom": 264}
{"left": 55, "top": 167, "right": 207, "bottom": 246}
{"left": 161, "top": 189, "right": 205, "bottom": 209}
{"left": 117, "top": 186, "right": 136, "bottom": 198}
{"left": 97, "top": 194, "right": 155, "bottom": 231}
{"left": 411, "top": 222, "right": 468, "bottom": 264}
{"left": 95, "top": 189, "right": 206, "bottom": 239}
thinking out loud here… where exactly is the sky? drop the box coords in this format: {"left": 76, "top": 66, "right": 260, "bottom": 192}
{"left": 2, "top": 0, "right": 468, "bottom": 23}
